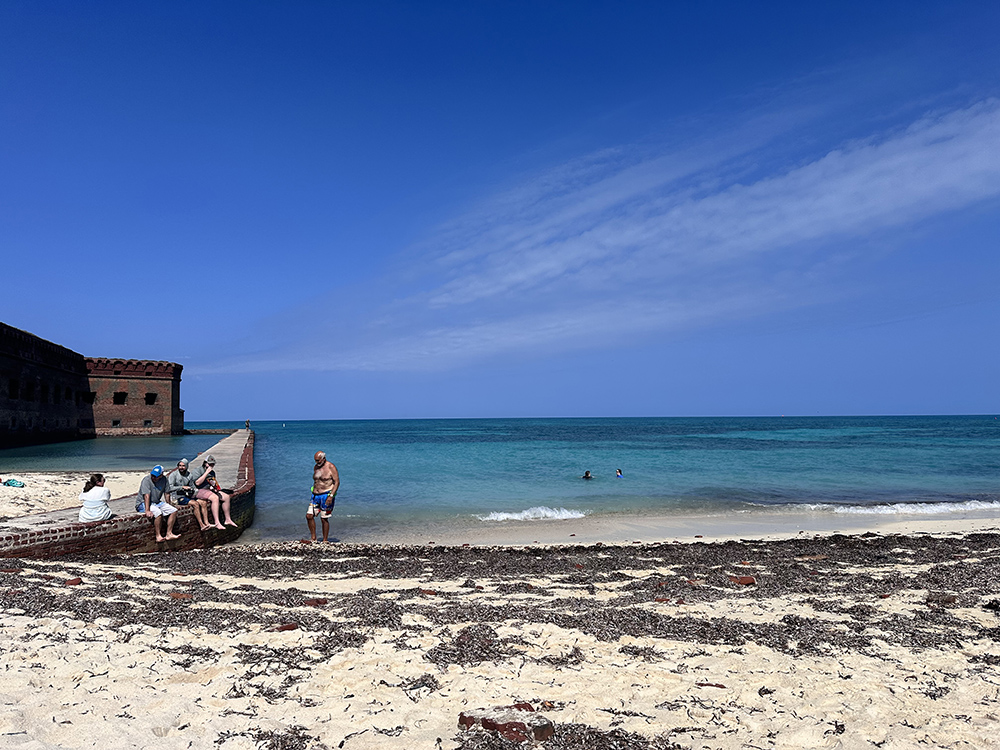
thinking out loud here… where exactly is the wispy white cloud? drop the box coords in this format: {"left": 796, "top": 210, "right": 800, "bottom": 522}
{"left": 200, "top": 98, "right": 1000, "bottom": 375}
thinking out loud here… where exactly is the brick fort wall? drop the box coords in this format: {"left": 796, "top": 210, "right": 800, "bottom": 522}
{"left": 0, "top": 323, "right": 95, "bottom": 448}
{"left": 0, "top": 322, "right": 184, "bottom": 446}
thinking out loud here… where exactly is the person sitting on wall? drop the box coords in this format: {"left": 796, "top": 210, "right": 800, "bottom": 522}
{"left": 136, "top": 465, "right": 181, "bottom": 542}
{"left": 195, "top": 454, "right": 237, "bottom": 529}
{"left": 169, "top": 458, "right": 208, "bottom": 531}
{"left": 78, "top": 473, "right": 113, "bottom": 523}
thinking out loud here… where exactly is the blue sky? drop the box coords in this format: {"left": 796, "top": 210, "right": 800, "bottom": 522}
{"left": 2, "top": 1, "right": 999, "bottom": 419}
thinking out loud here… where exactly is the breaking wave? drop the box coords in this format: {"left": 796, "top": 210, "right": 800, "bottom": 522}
{"left": 477, "top": 506, "right": 588, "bottom": 522}
{"left": 808, "top": 499, "right": 1000, "bottom": 515}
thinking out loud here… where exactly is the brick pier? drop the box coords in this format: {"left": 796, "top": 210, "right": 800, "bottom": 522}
{"left": 0, "top": 430, "right": 255, "bottom": 558}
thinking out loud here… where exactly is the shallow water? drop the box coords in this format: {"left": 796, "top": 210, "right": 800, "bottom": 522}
{"left": 3, "top": 416, "right": 998, "bottom": 543}
{"left": 243, "top": 415, "right": 1000, "bottom": 542}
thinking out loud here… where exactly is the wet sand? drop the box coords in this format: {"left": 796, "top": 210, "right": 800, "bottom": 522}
{"left": 1, "top": 530, "right": 999, "bottom": 749}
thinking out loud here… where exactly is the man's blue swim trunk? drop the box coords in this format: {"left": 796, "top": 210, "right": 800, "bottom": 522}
{"left": 307, "top": 490, "right": 336, "bottom": 519}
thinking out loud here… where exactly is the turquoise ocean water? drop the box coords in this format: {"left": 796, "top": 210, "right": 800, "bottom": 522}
{"left": 2, "top": 416, "right": 999, "bottom": 542}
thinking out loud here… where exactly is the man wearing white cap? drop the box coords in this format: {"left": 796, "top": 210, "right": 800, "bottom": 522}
{"left": 136, "top": 465, "right": 180, "bottom": 543}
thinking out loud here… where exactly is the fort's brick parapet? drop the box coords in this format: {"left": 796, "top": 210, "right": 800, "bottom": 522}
{"left": 86, "top": 358, "right": 184, "bottom": 436}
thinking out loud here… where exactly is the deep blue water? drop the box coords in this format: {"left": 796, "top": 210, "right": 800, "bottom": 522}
{"left": 3, "top": 416, "right": 999, "bottom": 542}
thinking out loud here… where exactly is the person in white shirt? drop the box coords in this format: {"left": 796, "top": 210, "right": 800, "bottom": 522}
{"left": 78, "top": 473, "right": 112, "bottom": 523}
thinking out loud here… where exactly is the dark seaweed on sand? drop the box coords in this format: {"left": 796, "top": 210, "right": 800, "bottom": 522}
{"left": 455, "top": 723, "right": 685, "bottom": 750}
{"left": 4, "top": 531, "right": 999, "bottom": 665}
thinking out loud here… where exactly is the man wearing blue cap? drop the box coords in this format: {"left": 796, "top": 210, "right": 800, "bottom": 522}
{"left": 136, "top": 465, "right": 180, "bottom": 542}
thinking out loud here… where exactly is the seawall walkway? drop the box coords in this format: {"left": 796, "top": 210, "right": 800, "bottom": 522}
{"left": 0, "top": 429, "right": 255, "bottom": 558}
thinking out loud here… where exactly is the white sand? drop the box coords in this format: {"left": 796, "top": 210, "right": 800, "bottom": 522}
{"left": 0, "top": 531, "right": 998, "bottom": 749}
{"left": 0, "top": 470, "right": 147, "bottom": 519}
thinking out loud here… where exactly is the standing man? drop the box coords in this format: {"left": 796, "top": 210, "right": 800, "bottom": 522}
{"left": 307, "top": 450, "right": 339, "bottom": 543}
{"left": 136, "top": 465, "right": 180, "bottom": 542}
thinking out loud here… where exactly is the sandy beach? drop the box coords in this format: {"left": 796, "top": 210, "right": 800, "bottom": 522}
{"left": 1, "top": 526, "right": 999, "bottom": 749}
{"left": 0, "top": 471, "right": 147, "bottom": 520}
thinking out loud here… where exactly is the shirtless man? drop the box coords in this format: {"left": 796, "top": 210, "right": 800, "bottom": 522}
{"left": 307, "top": 450, "right": 339, "bottom": 542}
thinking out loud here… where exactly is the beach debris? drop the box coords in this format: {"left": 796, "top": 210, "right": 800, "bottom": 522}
{"left": 425, "top": 624, "right": 523, "bottom": 666}
{"left": 169, "top": 592, "right": 193, "bottom": 600}
{"left": 926, "top": 592, "right": 958, "bottom": 607}
{"left": 727, "top": 575, "right": 756, "bottom": 586}
{"left": 303, "top": 598, "right": 328, "bottom": 607}
{"left": 64, "top": 577, "right": 82, "bottom": 586}
{"left": 455, "top": 721, "right": 684, "bottom": 749}
{"left": 539, "top": 646, "right": 585, "bottom": 666}
{"left": 216, "top": 725, "right": 324, "bottom": 749}
{"left": 983, "top": 598, "right": 1000, "bottom": 613}
{"left": 458, "top": 704, "right": 554, "bottom": 743}
{"left": 619, "top": 644, "right": 666, "bottom": 662}
{"left": 269, "top": 622, "right": 299, "bottom": 632}
{"left": 695, "top": 681, "right": 726, "bottom": 689}
{"left": 399, "top": 673, "right": 441, "bottom": 701}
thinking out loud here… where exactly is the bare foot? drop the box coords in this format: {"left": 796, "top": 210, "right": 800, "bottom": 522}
{"left": 224, "top": 520, "right": 238, "bottom": 527}
{"left": 214, "top": 524, "right": 225, "bottom": 530}
{"left": 199, "top": 525, "right": 210, "bottom": 531}
{"left": 165, "top": 533, "right": 181, "bottom": 540}
{"left": 155, "top": 537, "right": 166, "bottom": 543}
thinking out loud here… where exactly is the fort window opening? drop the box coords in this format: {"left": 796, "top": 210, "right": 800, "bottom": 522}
{"left": 143, "top": 419, "right": 153, "bottom": 428}
{"left": 23, "top": 382, "right": 35, "bottom": 401}
{"left": 113, "top": 391, "right": 128, "bottom": 405}
{"left": 53, "top": 385, "right": 60, "bottom": 404}
{"left": 144, "top": 392, "right": 158, "bottom": 405}
{"left": 111, "top": 419, "right": 121, "bottom": 428}
{"left": 8, "top": 379, "right": 19, "bottom": 399}
{"left": 65, "top": 387, "right": 72, "bottom": 401}
{"left": 40, "top": 383, "right": 48, "bottom": 403}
